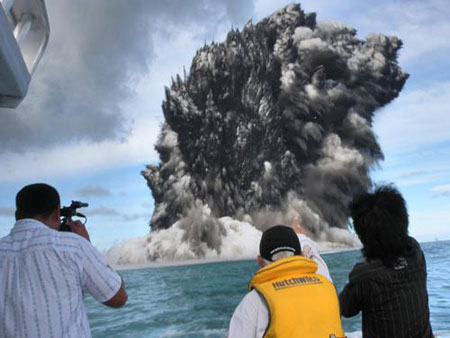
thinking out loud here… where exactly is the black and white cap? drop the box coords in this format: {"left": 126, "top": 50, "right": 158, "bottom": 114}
{"left": 259, "top": 225, "right": 301, "bottom": 261}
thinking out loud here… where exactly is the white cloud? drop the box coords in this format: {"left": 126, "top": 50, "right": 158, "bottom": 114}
{"left": 431, "top": 184, "right": 450, "bottom": 197}
{"left": 398, "top": 174, "right": 449, "bottom": 187}
{"left": 86, "top": 206, "right": 149, "bottom": 223}
{"left": 357, "top": 0, "right": 450, "bottom": 65}
{"left": 409, "top": 208, "right": 450, "bottom": 238}
{"left": 121, "top": 213, "right": 150, "bottom": 222}
{"left": 0, "top": 114, "right": 160, "bottom": 183}
{"left": 75, "top": 185, "right": 112, "bottom": 198}
{"left": 0, "top": 207, "right": 14, "bottom": 216}
{"left": 87, "top": 206, "right": 119, "bottom": 217}
{"left": 373, "top": 81, "right": 450, "bottom": 155}
{"left": 372, "top": 149, "right": 450, "bottom": 188}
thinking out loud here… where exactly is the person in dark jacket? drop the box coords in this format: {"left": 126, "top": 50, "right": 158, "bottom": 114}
{"left": 340, "top": 184, "right": 433, "bottom": 338}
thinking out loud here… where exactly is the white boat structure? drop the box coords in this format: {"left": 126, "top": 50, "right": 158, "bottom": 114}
{"left": 0, "top": 0, "right": 49, "bottom": 108}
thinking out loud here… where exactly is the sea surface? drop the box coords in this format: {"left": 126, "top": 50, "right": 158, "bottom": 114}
{"left": 86, "top": 240, "right": 450, "bottom": 337}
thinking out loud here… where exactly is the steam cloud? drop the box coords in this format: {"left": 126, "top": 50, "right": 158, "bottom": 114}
{"left": 109, "top": 4, "right": 408, "bottom": 264}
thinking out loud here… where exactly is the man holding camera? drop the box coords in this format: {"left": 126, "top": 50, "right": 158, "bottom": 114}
{"left": 0, "top": 183, "right": 127, "bottom": 338}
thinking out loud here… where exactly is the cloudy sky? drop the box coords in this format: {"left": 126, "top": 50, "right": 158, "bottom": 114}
{"left": 1, "top": 0, "right": 449, "bottom": 250}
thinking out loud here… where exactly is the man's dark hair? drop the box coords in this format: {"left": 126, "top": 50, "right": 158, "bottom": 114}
{"left": 15, "top": 183, "right": 60, "bottom": 220}
{"left": 350, "top": 184, "right": 411, "bottom": 266}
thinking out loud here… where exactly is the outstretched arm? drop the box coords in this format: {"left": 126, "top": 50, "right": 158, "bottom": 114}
{"left": 292, "top": 215, "right": 306, "bottom": 235}
{"left": 339, "top": 281, "right": 362, "bottom": 317}
{"left": 298, "top": 233, "right": 332, "bottom": 282}
{"left": 292, "top": 216, "right": 332, "bottom": 281}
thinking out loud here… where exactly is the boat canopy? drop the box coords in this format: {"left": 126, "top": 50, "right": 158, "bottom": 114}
{"left": 0, "top": 0, "right": 49, "bottom": 108}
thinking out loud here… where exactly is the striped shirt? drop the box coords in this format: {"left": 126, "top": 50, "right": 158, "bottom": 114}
{"left": 0, "top": 219, "right": 122, "bottom": 338}
{"left": 339, "top": 237, "right": 433, "bottom": 338}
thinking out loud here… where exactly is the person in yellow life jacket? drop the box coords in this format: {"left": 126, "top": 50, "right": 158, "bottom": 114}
{"left": 227, "top": 225, "right": 346, "bottom": 338}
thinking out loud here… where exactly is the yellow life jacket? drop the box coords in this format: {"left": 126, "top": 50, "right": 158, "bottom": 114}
{"left": 248, "top": 256, "right": 346, "bottom": 338}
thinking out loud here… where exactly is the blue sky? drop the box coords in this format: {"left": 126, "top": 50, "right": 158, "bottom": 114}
{"left": 1, "top": 0, "right": 449, "bottom": 250}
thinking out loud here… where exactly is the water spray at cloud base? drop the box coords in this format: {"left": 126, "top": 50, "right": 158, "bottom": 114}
{"left": 107, "top": 206, "right": 358, "bottom": 265}
{"left": 108, "top": 4, "right": 407, "bottom": 264}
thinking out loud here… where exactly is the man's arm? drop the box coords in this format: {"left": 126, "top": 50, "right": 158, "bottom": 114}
{"left": 70, "top": 220, "right": 128, "bottom": 308}
{"left": 297, "top": 233, "right": 332, "bottom": 282}
{"left": 228, "top": 290, "right": 262, "bottom": 338}
{"left": 103, "top": 278, "right": 128, "bottom": 308}
{"left": 339, "top": 279, "right": 362, "bottom": 317}
{"left": 70, "top": 220, "right": 90, "bottom": 242}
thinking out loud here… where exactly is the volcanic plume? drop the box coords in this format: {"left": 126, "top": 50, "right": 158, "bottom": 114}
{"left": 137, "top": 4, "right": 407, "bottom": 260}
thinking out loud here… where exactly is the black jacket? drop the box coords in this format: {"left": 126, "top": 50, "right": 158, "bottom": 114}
{"left": 339, "top": 237, "right": 433, "bottom": 338}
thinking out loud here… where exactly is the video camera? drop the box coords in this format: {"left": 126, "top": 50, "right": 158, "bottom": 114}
{"left": 59, "top": 200, "right": 89, "bottom": 232}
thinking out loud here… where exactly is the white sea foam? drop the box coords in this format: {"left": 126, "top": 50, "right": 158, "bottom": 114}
{"left": 106, "top": 217, "right": 261, "bottom": 266}
{"left": 106, "top": 215, "right": 360, "bottom": 267}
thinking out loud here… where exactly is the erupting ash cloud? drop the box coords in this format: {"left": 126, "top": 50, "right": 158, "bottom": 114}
{"left": 120, "top": 4, "right": 408, "bottom": 262}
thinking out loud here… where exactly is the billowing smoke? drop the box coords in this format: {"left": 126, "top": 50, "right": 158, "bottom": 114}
{"left": 108, "top": 4, "right": 408, "bottom": 264}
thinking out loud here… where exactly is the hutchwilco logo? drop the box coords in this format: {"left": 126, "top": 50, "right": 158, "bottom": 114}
{"left": 272, "top": 276, "right": 322, "bottom": 290}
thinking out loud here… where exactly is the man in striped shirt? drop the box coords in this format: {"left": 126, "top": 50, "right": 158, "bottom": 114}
{"left": 340, "top": 184, "right": 433, "bottom": 338}
{"left": 0, "top": 183, "right": 128, "bottom": 338}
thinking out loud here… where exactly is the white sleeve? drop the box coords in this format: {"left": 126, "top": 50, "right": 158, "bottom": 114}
{"left": 297, "top": 234, "right": 333, "bottom": 283}
{"left": 78, "top": 239, "right": 122, "bottom": 303}
{"left": 228, "top": 290, "right": 266, "bottom": 338}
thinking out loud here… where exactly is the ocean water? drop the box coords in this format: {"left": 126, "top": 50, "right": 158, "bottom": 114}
{"left": 86, "top": 240, "right": 450, "bottom": 337}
